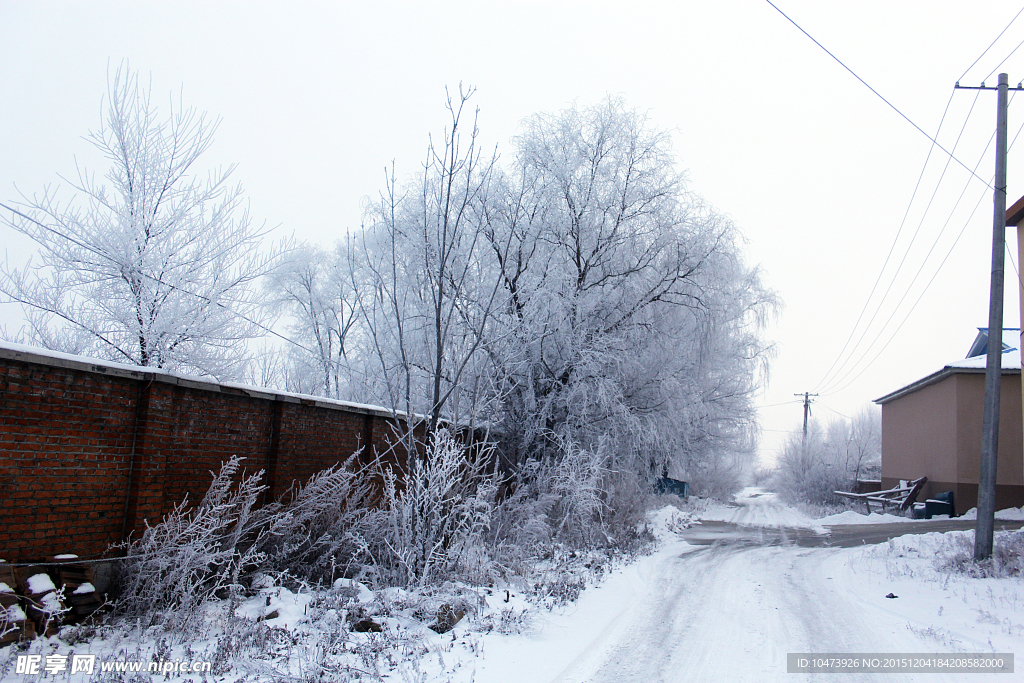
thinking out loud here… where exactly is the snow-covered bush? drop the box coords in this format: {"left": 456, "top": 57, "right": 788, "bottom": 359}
{"left": 936, "top": 529, "right": 1024, "bottom": 578}
{"left": 111, "top": 453, "right": 384, "bottom": 628}
{"left": 258, "top": 454, "right": 382, "bottom": 585}
{"left": 546, "top": 436, "right": 608, "bottom": 547}
{"left": 374, "top": 429, "right": 498, "bottom": 588}
{"left": 110, "top": 456, "right": 267, "bottom": 629}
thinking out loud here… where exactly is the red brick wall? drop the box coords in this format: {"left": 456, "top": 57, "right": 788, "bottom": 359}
{"left": 0, "top": 346, "right": 415, "bottom": 563}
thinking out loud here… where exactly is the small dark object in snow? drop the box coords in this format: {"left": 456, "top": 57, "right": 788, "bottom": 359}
{"left": 653, "top": 477, "right": 689, "bottom": 497}
{"left": 430, "top": 603, "right": 465, "bottom": 634}
{"left": 352, "top": 618, "right": 382, "bottom": 633}
{"left": 266, "top": 596, "right": 271, "bottom": 606}
{"left": 504, "top": 589, "right": 510, "bottom": 603}
{"left": 885, "top": 593, "right": 898, "bottom": 599}
{"left": 258, "top": 609, "right": 280, "bottom": 622}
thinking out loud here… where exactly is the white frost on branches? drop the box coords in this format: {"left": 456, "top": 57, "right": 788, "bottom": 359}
{"left": 0, "top": 66, "right": 275, "bottom": 380}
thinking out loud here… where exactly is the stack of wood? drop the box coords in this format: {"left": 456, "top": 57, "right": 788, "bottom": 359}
{"left": 0, "top": 562, "right": 35, "bottom": 644}
{"left": 0, "top": 556, "right": 104, "bottom": 644}
{"left": 15, "top": 565, "right": 65, "bottom": 637}
{"left": 52, "top": 556, "right": 103, "bottom": 623}
{"left": 834, "top": 476, "right": 928, "bottom": 515}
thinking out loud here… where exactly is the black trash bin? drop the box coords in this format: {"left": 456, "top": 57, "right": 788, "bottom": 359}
{"left": 924, "top": 490, "right": 956, "bottom": 518}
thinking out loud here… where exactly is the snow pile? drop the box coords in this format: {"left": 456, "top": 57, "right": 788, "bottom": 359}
{"left": 817, "top": 510, "right": 916, "bottom": 525}
{"left": 646, "top": 505, "right": 696, "bottom": 541}
{"left": 26, "top": 573, "right": 55, "bottom": 594}
{"left": 958, "top": 506, "right": 1024, "bottom": 521}
{"left": 2, "top": 605, "right": 26, "bottom": 622}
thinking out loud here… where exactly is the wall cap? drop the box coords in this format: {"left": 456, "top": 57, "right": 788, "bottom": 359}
{"left": 0, "top": 341, "right": 400, "bottom": 419}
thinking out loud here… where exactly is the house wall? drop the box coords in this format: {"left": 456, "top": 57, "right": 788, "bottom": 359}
{"left": 880, "top": 371, "right": 1024, "bottom": 514}
{"left": 880, "top": 375, "right": 958, "bottom": 495}
{"left": 950, "top": 372, "right": 1024, "bottom": 513}
{"left": 0, "top": 346, "right": 418, "bottom": 563}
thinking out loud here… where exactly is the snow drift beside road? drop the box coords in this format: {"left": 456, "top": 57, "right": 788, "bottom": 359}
{"left": 819, "top": 506, "right": 1024, "bottom": 525}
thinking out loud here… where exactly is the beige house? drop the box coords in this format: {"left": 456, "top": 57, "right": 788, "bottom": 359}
{"left": 874, "top": 329, "right": 1024, "bottom": 515}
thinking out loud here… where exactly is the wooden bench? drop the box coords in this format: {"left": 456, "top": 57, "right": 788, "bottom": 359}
{"left": 834, "top": 476, "right": 928, "bottom": 515}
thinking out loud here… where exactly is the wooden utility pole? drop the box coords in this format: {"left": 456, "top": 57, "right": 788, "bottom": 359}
{"left": 958, "top": 74, "right": 1013, "bottom": 561}
{"left": 795, "top": 392, "right": 817, "bottom": 442}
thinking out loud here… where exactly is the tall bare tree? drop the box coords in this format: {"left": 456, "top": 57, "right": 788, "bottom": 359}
{"left": 266, "top": 239, "right": 363, "bottom": 398}
{"left": 0, "top": 66, "right": 274, "bottom": 379}
{"left": 359, "top": 85, "right": 503, "bottom": 449}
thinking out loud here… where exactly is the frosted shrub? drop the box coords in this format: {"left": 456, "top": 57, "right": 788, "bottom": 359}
{"left": 548, "top": 436, "right": 607, "bottom": 547}
{"left": 937, "top": 530, "right": 1024, "bottom": 578}
{"left": 376, "top": 429, "right": 498, "bottom": 587}
{"left": 111, "top": 453, "right": 382, "bottom": 628}
{"left": 258, "top": 454, "right": 381, "bottom": 584}
{"left": 111, "top": 456, "right": 267, "bottom": 629}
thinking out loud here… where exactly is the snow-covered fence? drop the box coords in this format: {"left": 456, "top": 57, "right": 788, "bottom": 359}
{"left": 0, "top": 343, "right": 425, "bottom": 563}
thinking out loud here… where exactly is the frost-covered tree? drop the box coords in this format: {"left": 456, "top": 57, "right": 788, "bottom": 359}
{"left": 359, "top": 85, "right": 503, "bottom": 446}
{"left": 482, "top": 97, "right": 775, "bottom": 489}
{"left": 773, "top": 407, "right": 881, "bottom": 506}
{"left": 0, "top": 67, "right": 274, "bottom": 379}
{"left": 266, "top": 240, "right": 363, "bottom": 398}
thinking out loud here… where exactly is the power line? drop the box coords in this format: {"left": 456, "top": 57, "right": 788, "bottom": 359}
{"left": 816, "top": 402, "right": 851, "bottom": 421}
{"left": 813, "top": 89, "right": 981, "bottom": 393}
{"left": 821, "top": 105, "right": 1024, "bottom": 397}
{"left": 812, "top": 9, "right": 1024, "bottom": 394}
{"left": 963, "top": 5, "right": 1024, "bottom": 81}
{"left": 755, "top": 399, "right": 804, "bottom": 409}
{"left": 764, "top": 0, "right": 993, "bottom": 189}
{"left": 984, "top": 34, "right": 1024, "bottom": 82}
{"left": 818, "top": 107, "right": 1002, "bottom": 395}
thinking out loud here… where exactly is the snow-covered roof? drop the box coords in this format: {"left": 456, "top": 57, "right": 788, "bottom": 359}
{"left": 874, "top": 329, "right": 1022, "bottom": 404}
{"left": 947, "top": 347, "right": 1022, "bottom": 370}
{"left": 965, "top": 327, "right": 1021, "bottom": 359}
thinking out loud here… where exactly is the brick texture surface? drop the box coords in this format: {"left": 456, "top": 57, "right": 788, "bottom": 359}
{"left": 0, "top": 349, "right": 415, "bottom": 562}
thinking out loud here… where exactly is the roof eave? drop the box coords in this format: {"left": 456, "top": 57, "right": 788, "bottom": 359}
{"left": 874, "top": 364, "right": 1021, "bottom": 405}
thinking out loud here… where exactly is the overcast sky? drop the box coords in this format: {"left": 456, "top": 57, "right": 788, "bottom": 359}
{"left": 4, "top": 1, "right": 1024, "bottom": 462}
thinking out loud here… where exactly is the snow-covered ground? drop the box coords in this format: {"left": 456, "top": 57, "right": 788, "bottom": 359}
{"left": 696, "top": 487, "right": 828, "bottom": 532}
{"left": 3, "top": 490, "right": 1022, "bottom": 682}
{"left": 458, "top": 491, "right": 1024, "bottom": 682}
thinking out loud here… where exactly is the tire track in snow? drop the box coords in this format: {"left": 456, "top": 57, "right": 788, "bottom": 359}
{"left": 554, "top": 532, "right": 958, "bottom": 682}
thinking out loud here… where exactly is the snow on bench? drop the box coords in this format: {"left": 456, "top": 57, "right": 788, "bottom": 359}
{"left": 834, "top": 476, "right": 928, "bottom": 515}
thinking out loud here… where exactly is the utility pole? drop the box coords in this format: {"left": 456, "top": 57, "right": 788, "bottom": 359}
{"left": 956, "top": 74, "right": 1021, "bottom": 560}
{"left": 795, "top": 392, "right": 817, "bottom": 442}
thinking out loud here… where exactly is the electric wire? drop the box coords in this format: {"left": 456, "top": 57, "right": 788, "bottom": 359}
{"left": 756, "top": 399, "right": 804, "bottom": 409}
{"left": 984, "top": 34, "right": 1024, "bottom": 82}
{"left": 818, "top": 98, "right": 1006, "bottom": 396}
{"left": 821, "top": 115, "right": 1024, "bottom": 398}
{"left": 813, "top": 89, "right": 980, "bottom": 393}
{"left": 962, "top": 5, "right": 1024, "bottom": 82}
{"left": 765, "top": 0, "right": 993, "bottom": 189}
{"left": 816, "top": 402, "right": 851, "bottom": 421}
{"left": 811, "top": 7, "right": 1024, "bottom": 395}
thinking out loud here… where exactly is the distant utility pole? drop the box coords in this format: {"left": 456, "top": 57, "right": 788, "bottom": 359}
{"left": 795, "top": 392, "right": 817, "bottom": 442}
{"left": 955, "top": 73, "right": 1024, "bottom": 561}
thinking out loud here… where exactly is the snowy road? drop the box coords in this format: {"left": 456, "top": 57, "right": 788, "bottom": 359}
{"left": 548, "top": 537, "right": 944, "bottom": 682}
{"left": 470, "top": 491, "right": 1023, "bottom": 683}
